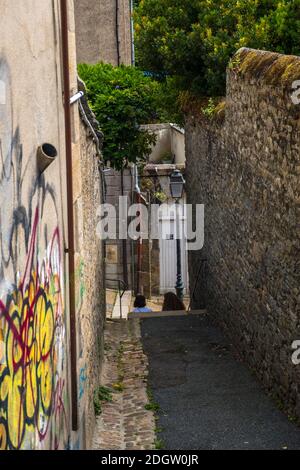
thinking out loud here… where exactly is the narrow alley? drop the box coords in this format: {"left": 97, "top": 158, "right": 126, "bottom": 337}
{"left": 92, "top": 311, "right": 300, "bottom": 451}
{"left": 1, "top": 0, "right": 300, "bottom": 456}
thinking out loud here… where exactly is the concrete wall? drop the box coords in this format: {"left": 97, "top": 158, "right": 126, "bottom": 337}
{"left": 74, "top": 0, "right": 132, "bottom": 66}
{"left": 142, "top": 123, "right": 186, "bottom": 165}
{"left": 0, "top": 0, "right": 70, "bottom": 450}
{"left": 186, "top": 48, "right": 300, "bottom": 420}
{"left": 171, "top": 125, "right": 185, "bottom": 165}
{"left": 144, "top": 124, "right": 172, "bottom": 163}
{"left": 0, "top": 0, "right": 105, "bottom": 450}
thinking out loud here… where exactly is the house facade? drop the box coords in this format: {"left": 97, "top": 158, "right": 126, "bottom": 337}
{"left": 75, "top": 0, "right": 133, "bottom": 66}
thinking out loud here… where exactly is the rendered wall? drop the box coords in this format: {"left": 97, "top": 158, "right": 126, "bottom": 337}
{"left": 0, "top": 0, "right": 70, "bottom": 450}
{"left": 74, "top": 0, "right": 132, "bottom": 66}
{"left": 0, "top": 0, "right": 105, "bottom": 450}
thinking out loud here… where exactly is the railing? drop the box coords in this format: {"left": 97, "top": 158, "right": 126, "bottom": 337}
{"left": 106, "top": 278, "right": 128, "bottom": 319}
{"left": 188, "top": 259, "right": 207, "bottom": 311}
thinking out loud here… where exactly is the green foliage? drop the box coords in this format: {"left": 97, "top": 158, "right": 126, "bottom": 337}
{"left": 94, "top": 386, "right": 113, "bottom": 416}
{"left": 153, "top": 76, "right": 185, "bottom": 126}
{"left": 134, "top": 0, "right": 300, "bottom": 97}
{"left": 201, "top": 98, "right": 217, "bottom": 119}
{"left": 145, "top": 402, "right": 160, "bottom": 412}
{"left": 78, "top": 62, "right": 160, "bottom": 169}
{"left": 145, "top": 386, "right": 161, "bottom": 412}
{"left": 154, "top": 438, "right": 165, "bottom": 450}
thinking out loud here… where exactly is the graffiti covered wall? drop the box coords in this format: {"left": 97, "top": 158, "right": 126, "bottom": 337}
{"left": 0, "top": 209, "right": 69, "bottom": 450}
{"left": 0, "top": 0, "right": 71, "bottom": 450}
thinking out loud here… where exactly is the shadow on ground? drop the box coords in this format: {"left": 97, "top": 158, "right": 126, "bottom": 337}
{"left": 141, "top": 314, "right": 300, "bottom": 450}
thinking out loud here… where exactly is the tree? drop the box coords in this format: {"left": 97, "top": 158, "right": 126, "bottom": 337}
{"left": 78, "top": 63, "right": 161, "bottom": 170}
{"left": 134, "top": 0, "right": 300, "bottom": 97}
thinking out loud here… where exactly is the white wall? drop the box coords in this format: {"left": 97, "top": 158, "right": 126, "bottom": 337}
{"left": 142, "top": 123, "right": 186, "bottom": 165}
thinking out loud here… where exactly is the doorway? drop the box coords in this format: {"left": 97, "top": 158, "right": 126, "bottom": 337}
{"left": 159, "top": 201, "right": 189, "bottom": 295}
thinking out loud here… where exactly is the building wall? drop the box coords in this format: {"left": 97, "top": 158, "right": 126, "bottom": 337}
{"left": 104, "top": 168, "right": 133, "bottom": 290}
{"left": 0, "top": 0, "right": 105, "bottom": 450}
{"left": 186, "top": 48, "right": 300, "bottom": 420}
{"left": 143, "top": 124, "right": 172, "bottom": 163}
{"left": 171, "top": 125, "right": 185, "bottom": 165}
{"left": 141, "top": 123, "right": 186, "bottom": 165}
{"left": 74, "top": 0, "right": 132, "bottom": 66}
{"left": 0, "top": 0, "right": 70, "bottom": 450}
{"left": 140, "top": 164, "right": 187, "bottom": 298}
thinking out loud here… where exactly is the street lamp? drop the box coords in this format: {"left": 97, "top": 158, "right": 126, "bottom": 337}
{"left": 169, "top": 169, "right": 185, "bottom": 301}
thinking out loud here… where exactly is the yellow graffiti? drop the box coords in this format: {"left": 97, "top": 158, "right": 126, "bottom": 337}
{"left": 0, "top": 421, "right": 6, "bottom": 450}
{"left": 0, "top": 218, "right": 68, "bottom": 450}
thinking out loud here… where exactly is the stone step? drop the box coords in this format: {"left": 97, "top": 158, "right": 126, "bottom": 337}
{"left": 128, "top": 309, "right": 206, "bottom": 320}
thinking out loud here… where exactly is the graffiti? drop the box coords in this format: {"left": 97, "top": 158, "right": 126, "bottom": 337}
{"left": 0, "top": 208, "right": 69, "bottom": 450}
{"left": 0, "top": 57, "right": 69, "bottom": 450}
{"left": 78, "top": 365, "right": 87, "bottom": 401}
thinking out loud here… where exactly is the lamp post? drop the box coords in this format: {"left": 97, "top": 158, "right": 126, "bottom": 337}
{"left": 169, "top": 169, "right": 185, "bottom": 301}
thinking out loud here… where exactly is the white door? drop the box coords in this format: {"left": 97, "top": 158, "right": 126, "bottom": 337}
{"left": 159, "top": 201, "right": 189, "bottom": 294}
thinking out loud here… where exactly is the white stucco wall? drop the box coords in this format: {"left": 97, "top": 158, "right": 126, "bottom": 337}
{"left": 142, "top": 123, "right": 186, "bottom": 165}
{"left": 171, "top": 125, "right": 185, "bottom": 165}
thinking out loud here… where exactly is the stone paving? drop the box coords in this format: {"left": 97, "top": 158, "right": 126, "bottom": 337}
{"left": 92, "top": 318, "right": 156, "bottom": 450}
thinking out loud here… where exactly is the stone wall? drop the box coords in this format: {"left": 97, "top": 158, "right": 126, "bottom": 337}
{"left": 72, "top": 90, "right": 106, "bottom": 448}
{"left": 186, "top": 48, "right": 300, "bottom": 420}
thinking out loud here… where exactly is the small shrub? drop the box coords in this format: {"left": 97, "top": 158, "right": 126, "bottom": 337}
{"left": 202, "top": 98, "right": 217, "bottom": 119}
{"left": 154, "top": 438, "right": 165, "bottom": 450}
{"left": 94, "top": 386, "right": 113, "bottom": 416}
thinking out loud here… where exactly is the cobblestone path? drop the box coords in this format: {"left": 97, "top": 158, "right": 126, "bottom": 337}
{"left": 92, "top": 319, "right": 155, "bottom": 450}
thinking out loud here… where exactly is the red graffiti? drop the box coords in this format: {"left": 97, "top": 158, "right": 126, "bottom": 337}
{"left": 0, "top": 208, "right": 69, "bottom": 450}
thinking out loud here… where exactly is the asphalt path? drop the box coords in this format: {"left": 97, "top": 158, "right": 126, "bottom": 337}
{"left": 141, "top": 314, "right": 300, "bottom": 450}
